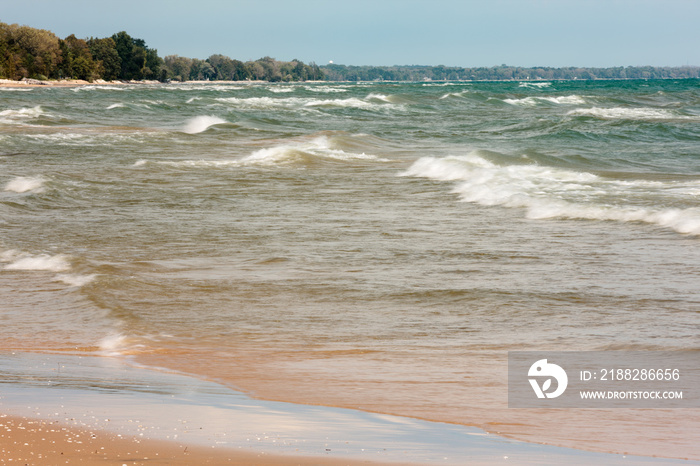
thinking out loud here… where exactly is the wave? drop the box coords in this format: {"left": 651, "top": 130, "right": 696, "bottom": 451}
{"left": 504, "top": 95, "right": 586, "bottom": 106}
{"left": 303, "top": 86, "right": 348, "bottom": 93}
{"left": 54, "top": 273, "right": 97, "bottom": 287}
{"left": 400, "top": 152, "right": 700, "bottom": 236}
{"left": 304, "top": 97, "right": 377, "bottom": 109}
{"left": 519, "top": 82, "right": 552, "bottom": 89}
{"left": 216, "top": 95, "right": 397, "bottom": 111}
{"left": 137, "top": 134, "right": 389, "bottom": 168}
{"left": 4, "top": 176, "right": 45, "bottom": 193}
{"left": 180, "top": 115, "right": 228, "bottom": 134}
{"left": 107, "top": 103, "right": 126, "bottom": 109}
{"left": 439, "top": 90, "right": 472, "bottom": 100}
{"left": 567, "top": 107, "right": 700, "bottom": 121}
{"left": 2, "top": 251, "right": 72, "bottom": 272}
{"left": 268, "top": 87, "right": 295, "bottom": 93}
{"left": 98, "top": 333, "right": 146, "bottom": 356}
{"left": 0, "top": 105, "right": 44, "bottom": 124}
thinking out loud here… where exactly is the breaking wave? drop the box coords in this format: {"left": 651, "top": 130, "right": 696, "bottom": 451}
{"left": 567, "top": 107, "right": 700, "bottom": 121}
{"left": 4, "top": 176, "right": 46, "bottom": 193}
{"left": 1, "top": 251, "right": 72, "bottom": 272}
{"left": 400, "top": 152, "right": 700, "bottom": 236}
{"left": 181, "top": 115, "right": 228, "bottom": 134}
{"left": 0, "top": 105, "right": 45, "bottom": 124}
{"left": 505, "top": 95, "right": 587, "bottom": 106}
{"left": 137, "top": 134, "right": 389, "bottom": 168}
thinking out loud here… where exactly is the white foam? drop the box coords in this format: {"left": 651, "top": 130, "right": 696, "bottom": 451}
{"left": 440, "top": 91, "right": 471, "bottom": 99}
{"left": 3, "top": 253, "right": 71, "bottom": 272}
{"left": 98, "top": 333, "right": 128, "bottom": 356}
{"left": 54, "top": 273, "right": 97, "bottom": 287}
{"left": 401, "top": 153, "right": 700, "bottom": 236}
{"left": 505, "top": 95, "right": 586, "bottom": 106}
{"left": 4, "top": 176, "right": 45, "bottom": 193}
{"left": 181, "top": 115, "right": 228, "bottom": 134}
{"left": 303, "top": 86, "right": 347, "bottom": 93}
{"left": 269, "top": 87, "right": 295, "bottom": 93}
{"left": 0, "top": 105, "right": 44, "bottom": 124}
{"left": 98, "top": 333, "right": 147, "bottom": 356}
{"left": 216, "top": 95, "right": 391, "bottom": 111}
{"left": 304, "top": 97, "right": 376, "bottom": 109}
{"left": 519, "top": 82, "right": 552, "bottom": 88}
{"left": 148, "top": 135, "right": 387, "bottom": 168}
{"left": 107, "top": 103, "right": 126, "bottom": 109}
{"left": 567, "top": 107, "right": 697, "bottom": 121}
{"left": 242, "top": 135, "right": 384, "bottom": 165}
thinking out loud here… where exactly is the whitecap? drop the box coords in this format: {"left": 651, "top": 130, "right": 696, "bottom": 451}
{"left": 0, "top": 105, "right": 44, "bottom": 124}
{"left": 241, "top": 135, "right": 385, "bottom": 165}
{"left": 268, "top": 87, "right": 295, "bottom": 93}
{"left": 181, "top": 115, "right": 228, "bottom": 134}
{"left": 567, "top": 107, "right": 696, "bottom": 121}
{"left": 3, "top": 253, "right": 71, "bottom": 272}
{"left": 505, "top": 95, "right": 586, "bottom": 106}
{"left": 4, "top": 176, "right": 45, "bottom": 193}
{"left": 107, "top": 103, "right": 126, "bottom": 109}
{"left": 400, "top": 153, "right": 700, "bottom": 236}
{"left": 149, "top": 135, "right": 387, "bottom": 168}
{"left": 303, "top": 86, "right": 348, "bottom": 93}
{"left": 54, "top": 273, "right": 97, "bottom": 287}
{"left": 519, "top": 82, "right": 552, "bottom": 88}
{"left": 304, "top": 97, "right": 376, "bottom": 109}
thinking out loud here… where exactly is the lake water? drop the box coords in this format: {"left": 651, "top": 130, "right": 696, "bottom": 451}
{"left": 1, "top": 79, "right": 699, "bottom": 459}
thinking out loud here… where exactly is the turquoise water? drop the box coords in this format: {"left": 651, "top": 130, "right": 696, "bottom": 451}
{"left": 1, "top": 80, "right": 699, "bottom": 458}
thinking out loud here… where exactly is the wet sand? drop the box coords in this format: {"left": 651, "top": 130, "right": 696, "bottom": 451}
{"left": 0, "top": 415, "right": 385, "bottom": 465}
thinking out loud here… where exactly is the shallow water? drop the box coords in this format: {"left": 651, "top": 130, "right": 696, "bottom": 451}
{"left": 0, "top": 352, "right": 692, "bottom": 465}
{"left": 1, "top": 80, "right": 699, "bottom": 458}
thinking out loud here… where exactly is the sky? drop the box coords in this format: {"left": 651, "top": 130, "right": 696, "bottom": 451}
{"left": 3, "top": 0, "right": 699, "bottom": 68}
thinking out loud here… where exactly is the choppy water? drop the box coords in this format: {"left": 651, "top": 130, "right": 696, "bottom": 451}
{"left": 1, "top": 80, "right": 699, "bottom": 458}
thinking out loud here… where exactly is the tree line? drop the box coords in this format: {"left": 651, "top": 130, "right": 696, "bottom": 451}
{"left": 0, "top": 23, "right": 164, "bottom": 81}
{"left": 321, "top": 64, "right": 700, "bottom": 82}
{"left": 0, "top": 22, "right": 323, "bottom": 82}
{"left": 1, "top": 22, "right": 698, "bottom": 83}
{"left": 164, "top": 54, "right": 323, "bottom": 82}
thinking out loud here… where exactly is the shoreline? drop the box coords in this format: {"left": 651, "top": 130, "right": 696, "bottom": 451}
{"left": 1, "top": 415, "right": 384, "bottom": 466}
{"left": 0, "top": 351, "right": 694, "bottom": 465}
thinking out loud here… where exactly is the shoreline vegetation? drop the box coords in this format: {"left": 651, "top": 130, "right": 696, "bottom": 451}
{"left": 2, "top": 22, "right": 699, "bottom": 85}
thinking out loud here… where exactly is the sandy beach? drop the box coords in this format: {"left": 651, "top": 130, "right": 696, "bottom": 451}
{"left": 1, "top": 415, "right": 388, "bottom": 466}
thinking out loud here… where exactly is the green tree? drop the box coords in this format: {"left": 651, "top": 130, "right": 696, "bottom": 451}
{"left": 87, "top": 37, "right": 121, "bottom": 80}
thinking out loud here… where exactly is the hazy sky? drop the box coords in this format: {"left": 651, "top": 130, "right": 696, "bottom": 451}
{"left": 3, "top": 0, "right": 699, "bottom": 67}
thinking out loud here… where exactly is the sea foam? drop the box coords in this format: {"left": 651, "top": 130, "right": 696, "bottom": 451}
{"left": 3, "top": 253, "right": 71, "bottom": 272}
{"left": 401, "top": 153, "right": 700, "bottom": 236}
{"left": 4, "top": 176, "right": 45, "bottom": 193}
{"left": 181, "top": 115, "right": 228, "bottom": 134}
{"left": 0, "top": 105, "right": 44, "bottom": 124}
{"left": 567, "top": 107, "right": 698, "bottom": 121}
{"left": 505, "top": 96, "right": 586, "bottom": 106}
{"left": 54, "top": 273, "right": 97, "bottom": 287}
